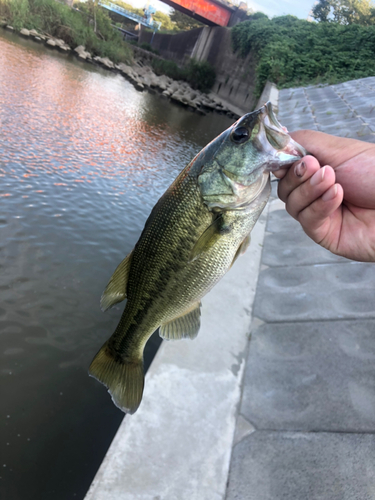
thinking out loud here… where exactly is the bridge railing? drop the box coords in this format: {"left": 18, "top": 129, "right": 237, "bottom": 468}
{"left": 99, "top": 1, "right": 162, "bottom": 31}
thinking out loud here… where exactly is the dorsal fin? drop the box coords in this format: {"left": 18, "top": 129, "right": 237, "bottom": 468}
{"left": 100, "top": 251, "right": 133, "bottom": 312}
{"left": 159, "top": 301, "right": 202, "bottom": 340}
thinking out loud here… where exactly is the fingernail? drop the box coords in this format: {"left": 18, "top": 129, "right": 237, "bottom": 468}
{"left": 294, "top": 161, "right": 306, "bottom": 177}
{"left": 322, "top": 184, "right": 337, "bottom": 202}
{"left": 310, "top": 166, "right": 325, "bottom": 186}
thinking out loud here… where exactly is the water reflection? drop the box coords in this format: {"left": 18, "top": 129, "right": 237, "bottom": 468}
{"left": 0, "top": 29, "right": 233, "bottom": 500}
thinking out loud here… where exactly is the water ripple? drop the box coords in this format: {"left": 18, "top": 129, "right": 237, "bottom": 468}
{"left": 0, "top": 29, "right": 233, "bottom": 500}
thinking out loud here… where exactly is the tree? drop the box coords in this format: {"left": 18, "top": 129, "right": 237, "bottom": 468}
{"left": 153, "top": 10, "right": 175, "bottom": 31}
{"left": 312, "top": 0, "right": 331, "bottom": 22}
{"left": 170, "top": 10, "right": 204, "bottom": 31}
{"left": 87, "top": 0, "right": 99, "bottom": 32}
{"left": 312, "top": 0, "right": 375, "bottom": 25}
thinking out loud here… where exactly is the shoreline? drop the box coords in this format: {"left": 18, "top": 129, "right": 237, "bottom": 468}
{"left": 1, "top": 22, "right": 240, "bottom": 119}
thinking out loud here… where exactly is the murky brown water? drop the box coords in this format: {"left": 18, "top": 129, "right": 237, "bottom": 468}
{"left": 0, "top": 29, "right": 233, "bottom": 500}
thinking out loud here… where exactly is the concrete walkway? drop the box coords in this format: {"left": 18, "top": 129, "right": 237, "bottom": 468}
{"left": 85, "top": 77, "right": 375, "bottom": 500}
{"left": 226, "top": 77, "right": 375, "bottom": 500}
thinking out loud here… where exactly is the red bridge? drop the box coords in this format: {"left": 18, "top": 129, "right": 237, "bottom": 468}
{"left": 161, "top": 0, "right": 247, "bottom": 27}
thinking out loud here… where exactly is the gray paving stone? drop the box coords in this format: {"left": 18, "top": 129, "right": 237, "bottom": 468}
{"left": 263, "top": 228, "right": 348, "bottom": 268}
{"left": 253, "top": 262, "right": 375, "bottom": 322}
{"left": 311, "top": 99, "right": 345, "bottom": 111}
{"left": 351, "top": 105, "right": 375, "bottom": 118}
{"left": 319, "top": 124, "right": 374, "bottom": 141}
{"left": 279, "top": 77, "right": 375, "bottom": 143}
{"left": 279, "top": 88, "right": 306, "bottom": 100}
{"left": 226, "top": 431, "right": 375, "bottom": 500}
{"left": 265, "top": 206, "right": 347, "bottom": 268}
{"left": 266, "top": 207, "right": 307, "bottom": 233}
{"left": 278, "top": 115, "right": 318, "bottom": 131}
{"left": 242, "top": 320, "right": 375, "bottom": 432}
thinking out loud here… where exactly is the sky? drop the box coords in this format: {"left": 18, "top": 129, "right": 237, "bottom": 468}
{"left": 128, "top": 0, "right": 316, "bottom": 19}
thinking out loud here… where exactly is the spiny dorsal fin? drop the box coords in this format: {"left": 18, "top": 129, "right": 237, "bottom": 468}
{"left": 159, "top": 301, "right": 202, "bottom": 340}
{"left": 231, "top": 234, "right": 251, "bottom": 268}
{"left": 100, "top": 251, "right": 133, "bottom": 312}
{"left": 189, "top": 215, "right": 228, "bottom": 261}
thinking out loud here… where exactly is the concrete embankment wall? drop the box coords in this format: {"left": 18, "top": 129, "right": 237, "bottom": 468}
{"left": 140, "top": 26, "right": 257, "bottom": 115}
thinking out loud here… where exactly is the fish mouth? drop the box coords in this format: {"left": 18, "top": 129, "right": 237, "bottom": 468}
{"left": 259, "top": 102, "right": 307, "bottom": 171}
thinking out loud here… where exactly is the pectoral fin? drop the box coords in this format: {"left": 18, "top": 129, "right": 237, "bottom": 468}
{"left": 159, "top": 301, "right": 201, "bottom": 340}
{"left": 231, "top": 234, "right": 251, "bottom": 267}
{"left": 189, "top": 215, "right": 229, "bottom": 261}
{"left": 100, "top": 251, "right": 133, "bottom": 312}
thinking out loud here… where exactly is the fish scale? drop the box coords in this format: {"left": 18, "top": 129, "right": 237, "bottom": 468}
{"left": 89, "top": 102, "right": 307, "bottom": 414}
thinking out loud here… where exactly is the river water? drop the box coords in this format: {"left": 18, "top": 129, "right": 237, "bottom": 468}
{"left": 0, "top": 29, "right": 233, "bottom": 500}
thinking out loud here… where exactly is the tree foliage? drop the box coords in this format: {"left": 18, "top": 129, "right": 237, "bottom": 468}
{"left": 153, "top": 10, "right": 175, "bottom": 31}
{"left": 170, "top": 10, "right": 204, "bottom": 31}
{"left": 312, "top": 0, "right": 375, "bottom": 25}
{"left": 231, "top": 14, "right": 375, "bottom": 93}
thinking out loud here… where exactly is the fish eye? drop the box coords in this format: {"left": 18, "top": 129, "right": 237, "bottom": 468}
{"left": 231, "top": 126, "right": 250, "bottom": 144}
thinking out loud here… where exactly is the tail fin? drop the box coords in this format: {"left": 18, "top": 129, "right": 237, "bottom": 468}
{"left": 89, "top": 343, "right": 144, "bottom": 414}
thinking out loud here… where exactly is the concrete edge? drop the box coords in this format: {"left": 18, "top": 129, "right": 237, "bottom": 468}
{"left": 256, "top": 81, "right": 279, "bottom": 113}
{"left": 211, "top": 80, "right": 279, "bottom": 118}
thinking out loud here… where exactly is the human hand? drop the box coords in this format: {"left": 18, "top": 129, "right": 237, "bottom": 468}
{"left": 273, "top": 130, "right": 375, "bottom": 262}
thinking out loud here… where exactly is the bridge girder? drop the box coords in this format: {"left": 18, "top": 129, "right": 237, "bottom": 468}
{"left": 161, "top": 0, "right": 235, "bottom": 27}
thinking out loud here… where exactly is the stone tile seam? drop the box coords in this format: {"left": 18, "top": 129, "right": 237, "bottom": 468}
{"left": 233, "top": 428, "right": 375, "bottom": 438}
{"left": 252, "top": 316, "right": 375, "bottom": 325}
{"left": 262, "top": 261, "right": 352, "bottom": 268}
{"left": 302, "top": 87, "right": 320, "bottom": 130}
{"left": 235, "top": 206, "right": 271, "bottom": 411}
{"left": 260, "top": 259, "right": 367, "bottom": 268}
{"left": 334, "top": 85, "right": 375, "bottom": 133}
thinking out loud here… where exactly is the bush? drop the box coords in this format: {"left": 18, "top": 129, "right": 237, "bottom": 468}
{"left": 231, "top": 14, "right": 375, "bottom": 93}
{"left": 186, "top": 59, "right": 216, "bottom": 93}
{"left": 151, "top": 58, "right": 186, "bottom": 80}
{"left": 151, "top": 57, "right": 216, "bottom": 93}
{"left": 139, "top": 41, "right": 159, "bottom": 55}
{"left": 0, "top": 0, "right": 132, "bottom": 64}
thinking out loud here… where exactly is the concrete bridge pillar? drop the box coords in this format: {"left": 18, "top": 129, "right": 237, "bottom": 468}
{"left": 191, "top": 27, "right": 215, "bottom": 62}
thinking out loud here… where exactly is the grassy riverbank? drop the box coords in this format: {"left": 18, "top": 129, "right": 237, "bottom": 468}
{"left": 0, "top": 0, "right": 132, "bottom": 63}
{"left": 0, "top": 0, "right": 216, "bottom": 93}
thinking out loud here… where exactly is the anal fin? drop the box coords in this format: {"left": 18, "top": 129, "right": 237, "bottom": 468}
{"left": 100, "top": 251, "right": 133, "bottom": 312}
{"left": 159, "top": 301, "right": 202, "bottom": 340}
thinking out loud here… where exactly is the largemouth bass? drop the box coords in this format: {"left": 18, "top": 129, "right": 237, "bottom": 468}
{"left": 89, "top": 102, "right": 306, "bottom": 414}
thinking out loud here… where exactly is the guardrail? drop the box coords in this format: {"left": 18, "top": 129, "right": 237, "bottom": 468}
{"left": 99, "top": 2, "right": 161, "bottom": 31}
